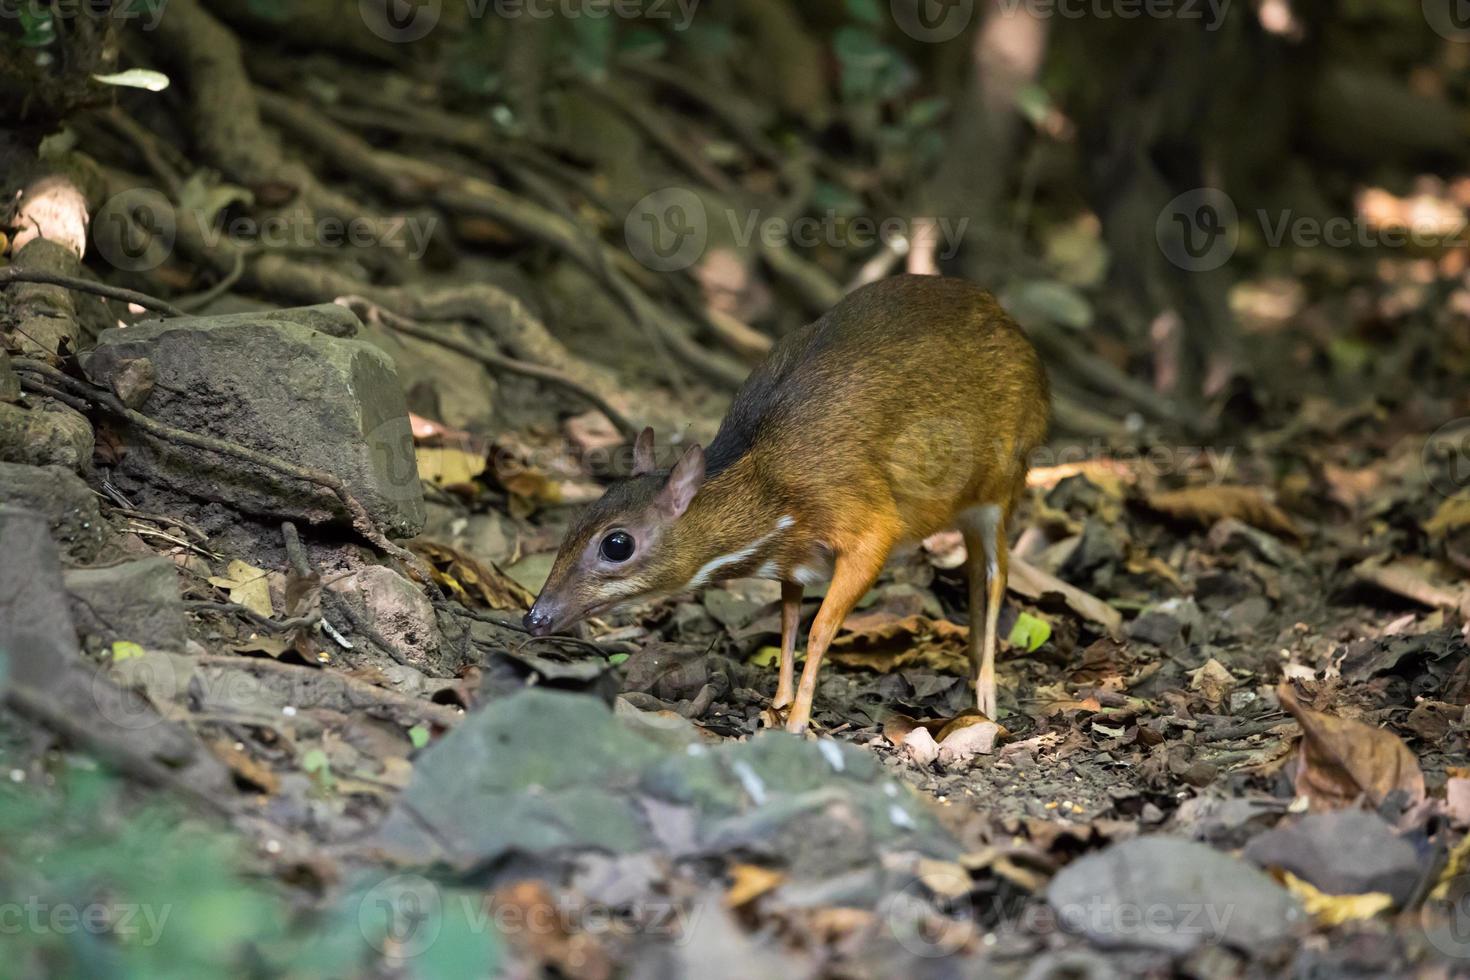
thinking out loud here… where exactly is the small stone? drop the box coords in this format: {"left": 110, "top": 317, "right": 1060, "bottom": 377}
{"left": 328, "top": 564, "right": 442, "bottom": 672}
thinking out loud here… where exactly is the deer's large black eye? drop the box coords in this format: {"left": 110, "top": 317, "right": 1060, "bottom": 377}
{"left": 599, "top": 530, "right": 635, "bottom": 562}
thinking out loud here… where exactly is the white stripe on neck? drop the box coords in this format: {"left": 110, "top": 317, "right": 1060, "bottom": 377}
{"left": 686, "top": 516, "right": 794, "bottom": 590}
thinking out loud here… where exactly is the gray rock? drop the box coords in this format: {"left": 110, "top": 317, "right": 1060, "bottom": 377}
{"left": 376, "top": 689, "right": 952, "bottom": 873}
{"left": 0, "top": 397, "right": 93, "bottom": 471}
{"left": 64, "top": 557, "right": 186, "bottom": 651}
{"left": 0, "top": 462, "right": 108, "bottom": 561}
{"left": 1046, "top": 835, "right": 1304, "bottom": 954}
{"left": 81, "top": 304, "right": 424, "bottom": 536}
{"left": 1242, "top": 810, "right": 1420, "bottom": 905}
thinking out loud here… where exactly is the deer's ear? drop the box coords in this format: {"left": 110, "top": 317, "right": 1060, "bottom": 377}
{"left": 656, "top": 444, "right": 704, "bottom": 518}
{"left": 633, "top": 426, "right": 656, "bottom": 476}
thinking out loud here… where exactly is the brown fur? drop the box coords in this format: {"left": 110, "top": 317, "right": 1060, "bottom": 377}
{"left": 529, "top": 275, "right": 1049, "bottom": 723}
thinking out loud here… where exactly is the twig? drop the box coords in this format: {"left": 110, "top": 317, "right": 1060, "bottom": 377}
{"left": 338, "top": 296, "right": 639, "bottom": 440}
{"left": 185, "top": 600, "right": 321, "bottom": 634}
{"left": 0, "top": 268, "right": 187, "bottom": 318}
{"left": 104, "top": 505, "right": 211, "bottom": 543}
{"left": 16, "top": 376, "right": 93, "bottom": 415}
{"left": 433, "top": 598, "right": 528, "bottom": 634}
{"left": 13, "top": 361, "right": 417, "bottom": 569}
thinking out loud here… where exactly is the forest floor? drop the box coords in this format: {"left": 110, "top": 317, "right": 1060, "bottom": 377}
{"left": 4, "top": 4, "right": 1470, "bottom": 976}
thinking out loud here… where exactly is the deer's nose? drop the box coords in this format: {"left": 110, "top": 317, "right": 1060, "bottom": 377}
{"left": 523, "top": 607, "right": 554, "bottom": 636}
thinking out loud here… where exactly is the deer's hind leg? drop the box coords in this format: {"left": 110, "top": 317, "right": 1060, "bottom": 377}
{"left": 959, "top": 503, "right": 1007, "bottom": 719}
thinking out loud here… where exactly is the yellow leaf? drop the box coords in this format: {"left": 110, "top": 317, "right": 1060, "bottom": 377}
{"left": 208, "top": 559, "right": 274, "bottom": 618}
{"left": 1425, "top": 494, "right": 1470, "bottom": 538}
{"left": 416, "top": 446, "right": 487, "bottom": 487}
{"left": 725, "top": 864, "right": 785, "bottom": 908}
{"left": 111, "top": 640, "right": 145, "bottom": 661}
{"left": 748, "top": 646, "right": 781, "bottom": 667}
{"left": 1277, "top": 871, "right": 1393, "bottom": 926}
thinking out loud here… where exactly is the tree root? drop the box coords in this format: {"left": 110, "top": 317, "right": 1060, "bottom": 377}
{"left": 0, "top": 267, "right": 187, "bottom": 318}
{"left": 254, "top": 87, "right": 748, "bottom": 388}
{"left": 338, "top": 296, "right": 639, "bottom": 440}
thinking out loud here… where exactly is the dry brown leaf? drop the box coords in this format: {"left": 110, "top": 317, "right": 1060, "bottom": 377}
{"left": 1008, "top": 557, "right": 1123, "bottom": 637}
{"left": 828, "top": 613, "right": 969, "bottom": 674}
{"left": 937, "top": 718, "right": 1003, "bottom": 765}
{"left": 1147, "top": 485, "right": 1301, "bottom": 540}
{"left": 208, "top": 738, "right": 279, "bottom": 794}
{"left": 901, "top": 726, "right": 940, "bottom": 766}
{"left": 208, "top": 559, "right": 274, "bottom": 618}
{"left": 229, "top": 635, "right": 293, "bottom": 659}
{"left": 725, "top": 863, "right": 786, "bottom": 907}
{"left": 1278, "top": 682, "right": 1426, "bottom": 811}
{"left": 1352, "top": 557, "right": 1470, "bottom": 618}
{"left": 409, "top": 538, "right": 534, "bottom": 610}
{"left": 1190, "top": 658, "right": 1235, "bottom": 707}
